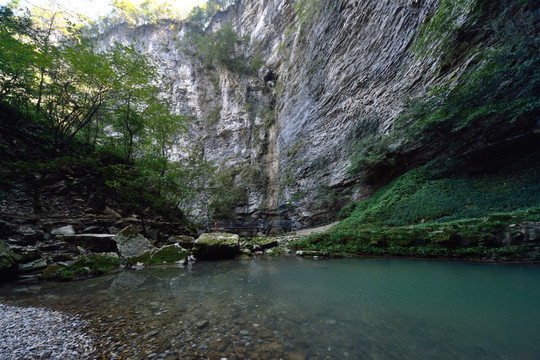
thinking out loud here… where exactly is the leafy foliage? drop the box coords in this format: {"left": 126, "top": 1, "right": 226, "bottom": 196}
{"left": 207, "top": 169, "right": 248, "bottom": 220}
{"left": 188, "top": 0, "right": 234, "bottom": 30}
{"left": 345, "top": 146, "right": 540, "bottom": 227}
{"left": 0, "top": 6, "right": 38, "bottom": 105}
{"left": 0, "top": 4, "right": 218, "bottom": 222}
{"left": 348, "top": 0, "right": 540, "bottom": 179}
{"left": 191, "top": 23, "right": 251, "bottom": 73}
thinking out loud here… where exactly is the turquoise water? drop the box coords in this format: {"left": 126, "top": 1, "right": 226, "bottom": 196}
{"left": 1, "top": 257, "right": 539, "bottom": 359}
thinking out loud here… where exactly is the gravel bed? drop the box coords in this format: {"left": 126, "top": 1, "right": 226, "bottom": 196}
{"left": 0, "top": 303, "right": 95, "bottom": 359}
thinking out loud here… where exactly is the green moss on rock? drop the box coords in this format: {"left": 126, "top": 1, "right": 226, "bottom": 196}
{"left": 129, "top": 245, "right": 188, "bottom": 266}
{"left": 149, "top": 245, "right": 188, "bottom": 265}
{"left": 0, "top": 240, "right": 21, "bottom": 278}
{"left": 193, "top": 233, "right": 240, "bottom": 260}
{"left": 55, "top": 255, "right": 124, "bottom": 280}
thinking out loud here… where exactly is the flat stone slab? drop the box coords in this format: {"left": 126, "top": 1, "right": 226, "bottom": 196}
{"left": 62, "top": 234, "right": 117, "bottom": 253}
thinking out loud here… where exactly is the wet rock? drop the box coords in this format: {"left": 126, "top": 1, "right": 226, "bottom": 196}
{"left": 103, "top": 206, "right": 122, "bottom": 219}
{"left": 15, "top": 225, "right": 44, "bottom": 245}
{"left": 192, "top": 233, "right": 240, "bottom": 260}
{"left": 17, "top": 258, "right": 48, "bottom": 273}
{"left": 10, "top": 247, "right": 42, "bottom": 263}
{"left": 260, "top": 239, "right": 279, "bottom": 250}
{"left": 0, "top": 219, "right": 16, "bottom": 237}
{"left": 0, "top": 304, "right": 95, "bottom": 359}
{"left": 110, "top": 271, "right": 147, "bottom": 290}
{"left": 39, "top": 263, "right": 64, "bottom": 280}
{"left": 208, "top": 338, "right": 228, "bottom": 352}
{"left": 51, "top": 225, "right": 75, "bottom": 236}
{"left": 0, "top": 239, "right": 21, "bottom": 278}
{"left": 62, "top": 234, "right": 117, "bottom": 253}
{"left": 38, "top": 241, "right": 75, "bottom": 253}
{"left": 285, "top": 351, "right": 308, "bottom": 360}
{"left": 150, "top": 244, "right": 188, "bottom": 265}
{"left": 168, "top": 235, "right": 195, "bottom": 249}
{"left": 115, "top": 226, "right": 154, "bottom": 258}
{"left": 195, "top": 320, "right": 209, "bottom": 329}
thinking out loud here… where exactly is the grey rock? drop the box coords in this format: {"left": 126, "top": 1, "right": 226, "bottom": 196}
{"left": 17, "top": 258, "right": 48, "bottom": 273}
{"left": 0, "top": 304, "right": 95, "bottom": 359}
{"left": 62, "top": 234, "right": 117, "bottom": 253}
{"left": 95, "top": 0, "right": 522, "bottom": 230}
{"left": 51, "top": 225, "right": 75, "bottom": 236}
{"left": 149, "top": 244, "right": 188, "bottom": 265}
{"left": 195, "top": 320, "right": 209, "bottom": 329}
{"left": 0, "top": 240, "right": 21, "bottom": 276}
{"left": 16, "top": 248, "right": 43, "bottom": 263}
{"left": 114, "top": 226, "right": 154, "bottom": 258}
{"left": 103, "top": 206, "right": 122, "bottom": 219}
{"left": 15, "top": 225, "right": 44, "bottom": 245}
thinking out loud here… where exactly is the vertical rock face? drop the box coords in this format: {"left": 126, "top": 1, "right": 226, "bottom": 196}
{"left": 97, "top": 0, "right": 496, "bottom": 226}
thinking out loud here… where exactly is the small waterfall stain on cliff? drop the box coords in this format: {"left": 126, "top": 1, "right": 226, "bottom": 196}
{"left": 264, "top": 122, "right": 279, "bottom": 214}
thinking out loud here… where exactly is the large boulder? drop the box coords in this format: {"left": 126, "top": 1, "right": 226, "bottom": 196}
{"left": 62, "top": 234, "right": 117, "bottom": 253}
{"left": 114, "top": 225, "right": 153, "bottom": 258}
{"left": 192, "top": 233, "right": 240, "bottom": 260}
{"left": 150, "top": 244, "right": 188, "bottom": 265}
{"left": 130, "top": 244, "right": 188, "bottom": 266}
{"left": 0, "top": 240, "right": 21, "bottom": 279}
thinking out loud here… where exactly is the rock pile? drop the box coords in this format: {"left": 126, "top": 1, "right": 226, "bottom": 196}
{"left": 0, "top": 303, "right": 95, "bottom": 359}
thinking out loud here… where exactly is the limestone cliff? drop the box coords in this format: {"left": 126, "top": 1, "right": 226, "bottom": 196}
{"left": 99, "top": 0, "right": 538, "bottom": 227}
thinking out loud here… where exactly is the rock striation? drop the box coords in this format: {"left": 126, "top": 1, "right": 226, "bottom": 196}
{"left": 97, "top": 0, "right": 536, "bottom": 227}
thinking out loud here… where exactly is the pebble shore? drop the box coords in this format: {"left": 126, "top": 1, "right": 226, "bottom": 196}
{"left": 0, "top": 303, "right": 95, "bottom": 359}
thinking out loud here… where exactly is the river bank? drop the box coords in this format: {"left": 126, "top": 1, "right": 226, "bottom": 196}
{"left": 0, "top": 303, "right": 95, "bottom": 359}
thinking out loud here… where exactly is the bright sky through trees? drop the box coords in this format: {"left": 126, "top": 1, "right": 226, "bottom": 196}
{"left": 0, "top": 0, "right": 206, "bottom": 19}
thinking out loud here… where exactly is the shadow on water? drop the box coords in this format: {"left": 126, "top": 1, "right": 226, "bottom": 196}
{"left": 1, "top": 257, "right": 540, "bottom": 359}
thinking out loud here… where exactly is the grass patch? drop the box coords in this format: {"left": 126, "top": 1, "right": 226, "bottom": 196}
{"left": 298, "top": 141, "right": 540, "bottom": 260}
{"left": 342, "top": 149, "right": 540, "bottom": 227}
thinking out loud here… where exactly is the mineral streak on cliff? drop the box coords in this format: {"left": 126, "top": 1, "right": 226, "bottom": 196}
{"left": 97, "top": 0, "right": 535, "bottom": 227}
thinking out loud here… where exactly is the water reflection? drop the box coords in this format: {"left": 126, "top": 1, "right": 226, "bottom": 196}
{"left": 1, "top": 257, "right": 539, "bottom": 359}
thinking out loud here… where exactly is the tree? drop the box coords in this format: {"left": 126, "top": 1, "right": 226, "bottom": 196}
{"left": 38, "top": 37, "right": 115, "bottom": 146}
{"left": 188, "top": 0, "right": 235, "bottom": 30}
{"left": 192, "top": 22, "right": 248, "bottom": 72}
{"left": 106, "top": 42, "right": 159, "bottom": 162}
{"left": 0, "top": 6, "right": 37, "bottom": 106}
{"left": 107, "top": 0, "right": 180, "bottom": 26}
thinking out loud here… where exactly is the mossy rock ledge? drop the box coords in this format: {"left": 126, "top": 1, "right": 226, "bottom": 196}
{"left": 0, "top": 240, "right": 21, "bottom": 280}
{"left": 192, "top": 233, "right": 240, "bottom": 260}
